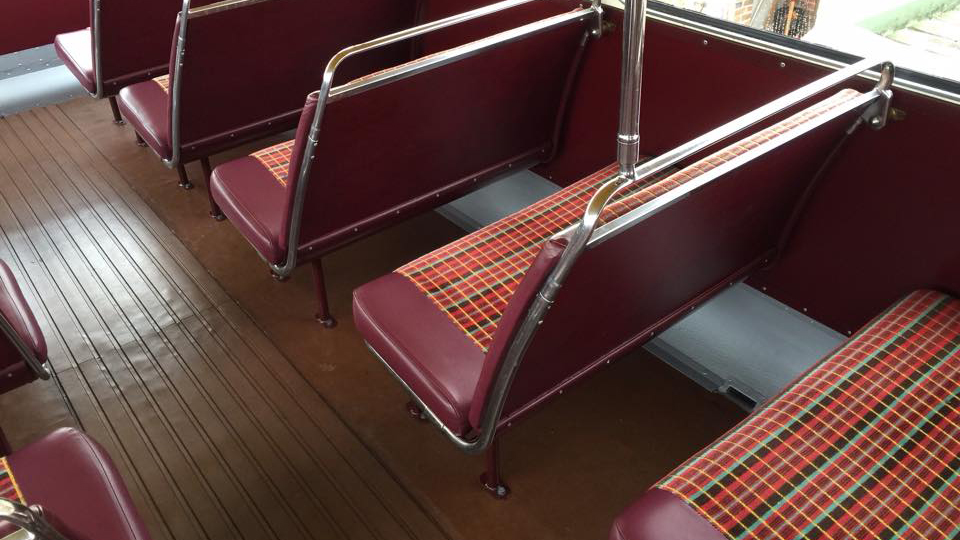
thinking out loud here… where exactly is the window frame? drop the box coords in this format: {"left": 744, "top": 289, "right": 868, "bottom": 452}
{"left": 642, "top": 0, "right": 960, "bottom": 105}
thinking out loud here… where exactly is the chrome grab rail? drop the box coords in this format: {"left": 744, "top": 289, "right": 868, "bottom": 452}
{"left": 187, "top": 0, "right": 274, "bottom": 19}
{"left": 92, "top": 0, "right": 104, "bottom": 98}
{"left": 270, "top": 0, "right": 604, "bottom": 278}
{"left": 616, "top": 0, "right": 647, "bottom": 180}
{"left": 0, "top": 499, "right": 70, "bottom": 540}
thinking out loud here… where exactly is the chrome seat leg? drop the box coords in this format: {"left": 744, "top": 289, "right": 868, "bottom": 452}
{"left": 176, "top": 164, "right": 193, "bottom": 190}
{"left": 108, "top": 96, "right": 125, "bottom": 125}
{"left": 480, "top": 438, "right": 510, "bottom": 499}
{"left": 201, "top": 157, "right": 225, "bottom": 220}
{"left": 312, "top": 259, "right": 337, "bottom": 328}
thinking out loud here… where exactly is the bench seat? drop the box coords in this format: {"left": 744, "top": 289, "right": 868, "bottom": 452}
{"left": 354, "top": 160, "right": 639, "bottom": 433}
{"left": 117, "top": 76, "right": 172, "bottom": 159}
{"left": 355, "top": 89, "right": 863, "bottom": 441}
{"left": 210, "top": 141, "right": 294, "bottom": 265}
{"left": 3, "top": 428, "right": 152, "bottom": 540}
{"left": 54, "top": 29, "right": 95, "bottom": 95}
{"left": 612, "top": 289, "right": 960, "bottom": 540}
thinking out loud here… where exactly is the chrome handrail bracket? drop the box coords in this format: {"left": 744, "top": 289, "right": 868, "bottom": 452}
{"left": 863, "top": 61, "right": 895, "bottom": 130}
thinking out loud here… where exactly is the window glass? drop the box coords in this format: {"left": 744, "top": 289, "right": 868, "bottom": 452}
{"left": 649, "top": 0, "right": 960, "bottom": 84}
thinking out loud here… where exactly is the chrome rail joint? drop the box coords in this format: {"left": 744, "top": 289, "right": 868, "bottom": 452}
{"left": 270, "top": 0, "right": 604, "bottom": 279}
{"left": 616, "top": 0, "right": 647, "bottom": 180}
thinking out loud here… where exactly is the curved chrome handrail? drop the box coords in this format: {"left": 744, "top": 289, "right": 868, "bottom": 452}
{"left": 162, "top": 0, "right": 192, "bottom": 169}
{"left": 270, "top": 0, "right": 604, "bottom": 278}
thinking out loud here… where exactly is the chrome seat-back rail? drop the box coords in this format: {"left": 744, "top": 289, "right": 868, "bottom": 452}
{"left": 271, "top": 0, "right": 604, "bottom": 278}
{"left": 165, "top": 0, "right": 286, "bottom": 168}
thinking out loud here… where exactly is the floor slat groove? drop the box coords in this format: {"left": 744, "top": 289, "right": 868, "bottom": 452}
{"left": 0, "top": 105, "right": 451, "bottom": 540}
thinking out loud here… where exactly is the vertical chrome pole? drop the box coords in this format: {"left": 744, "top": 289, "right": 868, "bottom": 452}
{"left": 617, "top": 0, "right": 648, "bottom": 181}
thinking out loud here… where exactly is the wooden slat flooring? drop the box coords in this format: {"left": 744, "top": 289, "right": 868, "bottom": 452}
{"left": 0, "top": 105, "right": 451, "bottom": 540}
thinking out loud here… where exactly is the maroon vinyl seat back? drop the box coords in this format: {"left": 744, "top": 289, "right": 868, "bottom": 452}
{"left": 3, "top": 428, "right": 152, "bottom": 540}
{"left": 0, "top": 260, "right": 47, "bottom": 392}
{"left": 98, "top": 0, "right": 217, "bottom": 95}
{"left": 173, "top": 0, "right": 417, "bottom": 158}
{"left": 469, "top": 91, "right": 869, "bottom": 427}
{"left": 283, "top": 12, "right": 589, "bottom": 258}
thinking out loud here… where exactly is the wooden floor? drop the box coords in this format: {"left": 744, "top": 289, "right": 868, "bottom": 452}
{"left": 0, "top": 96, "right": 747, "bottom": 540}
{"left": 0, "top": 105, "right": 450, "bottom": 540}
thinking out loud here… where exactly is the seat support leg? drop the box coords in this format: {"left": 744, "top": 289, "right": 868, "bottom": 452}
{"left": 480, "top": 438, "right": 510, "bottom": 499}
{"left": 176, "top": 164, "right": 194, "bottom": 190}
{"left": 108, "top": 96, "right": 124, "bottom": 125}
{"left": 135, "top": 133, "right": 147, "bottom": 147}
{"left": 312, "top": 259, "right": 337, "bottom": 328}
{"left": 200, "top": 157, "right": 224, "bottom": 220}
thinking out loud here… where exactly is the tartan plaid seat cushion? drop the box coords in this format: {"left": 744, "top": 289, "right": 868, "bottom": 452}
{"left": 656, "top": 289, "right": 960, "bottom": 540}
{"left": 250, "top": 140, "right": 296, "bottom": 186}
{"left": 153, "top": 75, "right": 170, "bottom": 93}
{"left": 397, "top": 89, "right": 863, "bottom": 353}
{"left": 0, "top": 456, "right": 24, "bottom": 504}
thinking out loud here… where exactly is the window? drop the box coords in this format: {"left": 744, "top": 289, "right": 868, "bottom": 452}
{"left": 650, "top": 0, "right": 960, "bottom": 84}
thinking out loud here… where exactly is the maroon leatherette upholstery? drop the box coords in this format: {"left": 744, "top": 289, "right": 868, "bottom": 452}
{"left": 213, "top": 5, "right": 587, "bottom": 271}
{"left": 353, "top": 273, "right": 484, "bottom": 435}
{"left": 55, "top": 0, "right": 211, "bottom": 97}
{"left": 210, "top": 94, "right": 316, "bottom": 265}
{"left": 135, "top": 0, "right": 416, "bottom": 164}
{"left": 117, "top": 80, "right": 172, "bottom": 159}
{"left": 356, "top": 97, "right": 863, "bottom": 441}
{"left": 0, "top": 260, "right": 46, "bottom": 364}
{"left": 0, "top": 260, "right": 47, "bottom": 392}
{"left": 54, "top": 29, "right": 96, "bottom": 94}
{"left": 610, "top": 489, "right": 726, "bottom": 540}
{"left": 467, "top": 238, "right": 566, "bottom": 429}
{"left": 210, "top": 156, "right": 288, "bottom": 264}
{"left": 7, "top": 428, "right": 153, "bottom": 540}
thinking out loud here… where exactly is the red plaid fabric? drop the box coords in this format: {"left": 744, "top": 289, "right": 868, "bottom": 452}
{"left": 0, "top": 457, "right": 24, "bottom": 503}
{"left": 251, "top": 140, "right": 295, "bottom": 187}
{"left": 398, "top": 89, "right": 863, "bottom": 352}
{"left": 658, "top": 289, "right": 960, "bottom": 540}
{"left": 153, "top": 75, "right": 170, "bottom": 93}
